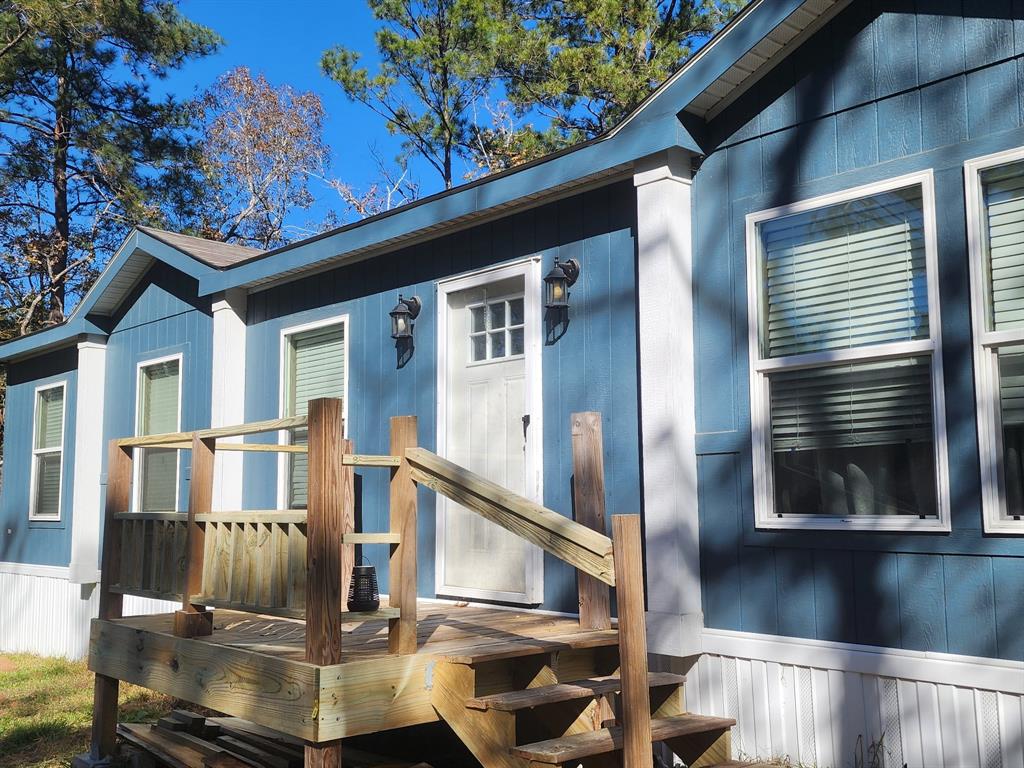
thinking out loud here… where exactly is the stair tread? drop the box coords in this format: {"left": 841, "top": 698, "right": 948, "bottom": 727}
{"left": 466, "top": 672, "right": 687, "bottom": 711}
{"left": 510, "top": 713, "right": 736, "bottom": 763}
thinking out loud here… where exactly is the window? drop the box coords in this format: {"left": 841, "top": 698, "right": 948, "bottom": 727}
{"left": 966, "top": 148, "right": 1024, "bottom": 532}
{"left": 469, "top": 295, "right": 524, "bottom": 362}
{"left": 29, "top": 383, "right": 65, "bottom": 519}
{"left": 136, "top": 356, "right": 181, "bottom": 512}
{"left": 746, "top": 172, "right": 949, "bottom": 530}
{"left": 281, "top": 320, "right": 346, "bottom": 508}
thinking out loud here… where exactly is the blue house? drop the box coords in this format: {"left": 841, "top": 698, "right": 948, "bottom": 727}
{"left": 1, "top": 2, "right": 1022, "bottom": 765}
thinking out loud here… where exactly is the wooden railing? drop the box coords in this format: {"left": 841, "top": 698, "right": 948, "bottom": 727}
{"left": 93, "top": 403, "right": 650, "bottom": 766}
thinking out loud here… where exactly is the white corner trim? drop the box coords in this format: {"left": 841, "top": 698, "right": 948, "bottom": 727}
{"left": 634, "top": 148, "right": 704, "bottom": 623}
{"left": 702, "top": 628, "right": 1024, "bottom": 695}
{"left": 0, "top": 561, "right": 76, "bottom": 579}
{"left": 69, "top": 340, "right": 107, "bottom": 583}
{"left": 964, "top": 145, "right": 1024, "bottom": 534}
{"left": 745, "top": 170, "right": 952, "bottom": 532}
{"left": 211, "top": 288, "right": 247, "bottom": 512}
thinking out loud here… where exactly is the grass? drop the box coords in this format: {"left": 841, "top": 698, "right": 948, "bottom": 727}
{"left": 0, "top": 653, "right": 177, "bottom": 768}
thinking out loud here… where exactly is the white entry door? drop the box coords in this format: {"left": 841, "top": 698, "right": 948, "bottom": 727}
{"left": 438, "top": 262, "right": 543, "bottom": 603}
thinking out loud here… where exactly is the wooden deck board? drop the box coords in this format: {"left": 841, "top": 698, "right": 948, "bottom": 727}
{"left": 94, "top": 601, "right": 620, "bottom": 743}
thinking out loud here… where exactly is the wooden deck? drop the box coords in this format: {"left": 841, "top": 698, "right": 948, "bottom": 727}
{"left": 88, "top": 601, "right": 621, "bottom": 744}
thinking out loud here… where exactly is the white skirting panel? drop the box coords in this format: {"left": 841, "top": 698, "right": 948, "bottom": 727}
{"left": 0, "top": 569, "right": 177, "bottom": 660}
{"left": 684, "top": 650, "right": 1024, "bottom": 768}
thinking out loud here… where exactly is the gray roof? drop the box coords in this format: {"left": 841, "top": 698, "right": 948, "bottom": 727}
{"left": 136, "top": 226, "right": 264, "bottom": 268}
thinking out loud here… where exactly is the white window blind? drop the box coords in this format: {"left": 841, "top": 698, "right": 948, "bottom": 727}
{"left": 760, "top": 186, "right": 928, "bottom": 358}
{"left": 285, "top": 323, "right": 345, "bottom": 508}
{"left": 31, "top": 385, "right": 64, "bottom": 518}
{"left": 982, "top": 161, "right": 1024, "bottom": 331}
{"left": 138, "top": 359, "right": 180, "bottom": 512}
{"left": 770, "top": 357, "right": 933, "bottom": 451}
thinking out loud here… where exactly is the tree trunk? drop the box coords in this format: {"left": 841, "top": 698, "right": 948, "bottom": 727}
{"left": 50, "top": 52, "right": 71, "bottom": 324}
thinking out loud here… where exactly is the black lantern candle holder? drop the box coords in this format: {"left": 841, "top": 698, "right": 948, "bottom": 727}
{"left": 347, "top": 563, "right": 380, "bottom": 612}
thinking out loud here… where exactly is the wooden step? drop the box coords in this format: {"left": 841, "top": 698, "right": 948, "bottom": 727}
{"left": 465, "top": 672, "right": 686, "bottom": 711}
{"left": 510, "top": 714, "right": 736, "bottom": 764}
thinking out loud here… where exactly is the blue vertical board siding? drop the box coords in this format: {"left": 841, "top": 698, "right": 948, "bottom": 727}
{"left": 243, "top": 181, "right": 639, "bottom": 612}
{"left": 0, "top": 348, "right": 78, "bottom": 565}
{"left": 694, "top": 2, "right": 1024, "bottom": 661}
{"left": 101, "top": 262, "right": 214, "bottom": 507}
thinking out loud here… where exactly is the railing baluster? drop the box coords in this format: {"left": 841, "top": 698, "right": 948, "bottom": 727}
{"left": 174, "top": 434, "right": 215, "bottom": 638}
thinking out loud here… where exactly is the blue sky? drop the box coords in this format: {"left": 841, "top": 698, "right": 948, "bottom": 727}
{"left": 163, "top": 0, "right": 415, "bottom": 226}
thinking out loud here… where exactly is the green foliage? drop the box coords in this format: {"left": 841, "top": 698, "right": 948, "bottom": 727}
{"left": 0, "top": 0, "right": 219, "bottom": 335}
{"left": 489, "top": 0, "right": 743, "bottom": 162}
{"left": 321, "top": 0, "right": 502, "bottom": 189}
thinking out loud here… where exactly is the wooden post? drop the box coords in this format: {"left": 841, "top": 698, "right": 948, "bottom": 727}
{"left": 612, "top": 514, "right": 652, "bottom": 768}
{"left": 88, "top": 441, "right": 132, "bottom": 760}
{"left": 571, "top": 412, "right": 611, "bottom": 630}
{"left": 305, "top": 398, "right": 345, "bottom": 768}
{"left": 174, "top": 434, "right": 215, "bottom": 638}
{"left": 388, "top": 415, "right": 418, "bottom": 655}
{"left": 340, "top": 436, "right": 355, "bottom": 614}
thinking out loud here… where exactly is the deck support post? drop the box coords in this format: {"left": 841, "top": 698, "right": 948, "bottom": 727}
{"left": 174, "top": 434, "right": 215, "bottom": 638}
{"left": 611, "top": 514, "right": 652, "bottom": 768}
{"left": 82, "top": 442, "right": 133, "bottom": 763}
{"left": 305, "top": 397, "right": 347, "bottom": 767}
{"left": 388, "top": 415, "right": 418, "bottom": 654}
{"left": 571, "top": 412, "right": 611, "bottom": 630}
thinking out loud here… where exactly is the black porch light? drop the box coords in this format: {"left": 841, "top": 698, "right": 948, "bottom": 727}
{"left": 543, "top": 258, "right": 580, "bottom": 310}
{"left": 389, "top": 294, "right": 422, "bottom": 340}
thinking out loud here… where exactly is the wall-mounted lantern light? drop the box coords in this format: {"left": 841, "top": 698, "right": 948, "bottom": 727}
{"left": 543, "top": 258, "right": 580, "bottom": 310}
{"left": 390, "top": 294, "right": 422, "bottom": 340}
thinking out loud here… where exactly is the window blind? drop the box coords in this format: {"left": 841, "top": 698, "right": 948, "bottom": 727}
{"left": 982, "top": 161, "right": 1024, "bottom": 331}
{"left": 287, "top": 324, "right": 345, "bottom": 508}
{"left": 34, "top": 387, "right": 63, "bottom": 450}
{"left": 32, "top": 386, "right": 63, "bottom": 517}
{"left": 770, "top": 357, "right": 933, "bottom": 451}
{"left": 760, "top": 187, "right": 928, "bottom": 358}
{"left": 139, "top": 360, "right": 180, "bottom": 513}
{"left": 999, "top": 347, "right": 1024, "bottom": 426}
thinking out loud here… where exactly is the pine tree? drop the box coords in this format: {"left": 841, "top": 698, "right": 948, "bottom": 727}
{"left": 0, "top": 0, "right": 219, "bottom": 334}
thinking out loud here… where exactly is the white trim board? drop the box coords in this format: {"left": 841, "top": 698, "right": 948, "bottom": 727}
{"left": 744, "top": 170, "right": 951, "bottom": 532}
{"left": 0, "top": 561, "right": 86, "bottom": 580}
{"left": 965, "top": 144, "right": 1024, "bottom": 535}
{"left": 69, "top": 338, "right": 107, "bottom": 583}
{"left": 702, "top": 629, "right": 1024, "bottom": 695}
{"left": 434, "top": 257, "right": 545, "bottom": 605}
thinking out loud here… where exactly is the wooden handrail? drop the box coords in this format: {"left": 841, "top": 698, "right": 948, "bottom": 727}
{"left": 116, "top": 415, "right": 308, "bottom": 448}
{"left": 405, "top": 447, "right": 616, "bottom": 586}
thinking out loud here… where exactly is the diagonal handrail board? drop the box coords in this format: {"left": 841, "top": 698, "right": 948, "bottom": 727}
{"left": 116, "top": 415, "right": 309, "bottom": 448}
{"left": 405, "top": 447, "right": 615, "bottom": 586}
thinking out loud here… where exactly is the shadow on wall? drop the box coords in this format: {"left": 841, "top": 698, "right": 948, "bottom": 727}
{"left": 685, "top": 0, "right": 1024, "bottom": 762}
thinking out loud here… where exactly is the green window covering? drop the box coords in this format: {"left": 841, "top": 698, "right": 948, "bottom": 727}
{"left": 759, "top": 186, "right": 928, "bottom": 358}
{"left": 31, "top": 386, "right": 64, "bottom": 518}
{"left": 981, "top": 160, "right": 1024, "bottom": 331}
{"left": 138, "top": 359, "right": 180, "bottom": 512}
{"left": 285, "top": 324, "right": 345, "bottom": 508}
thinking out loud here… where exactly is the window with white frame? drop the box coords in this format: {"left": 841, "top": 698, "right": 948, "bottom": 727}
{"left": 136, "top": 357, "right": 181, "bottom": 512}
{"left": 30, "top": 383, "right": 65, "bottom": 519}
{"left": 468, "top": 295, "right": 524, "bottom": 362}
{"left": 966, "top": 149, "right": 1024, "bottom": 532}
{"left": 747, "top": 173, "right": 949, "bottom": 530}
{"left": 282, "top": 320, "right": 346, "bottom": 508}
